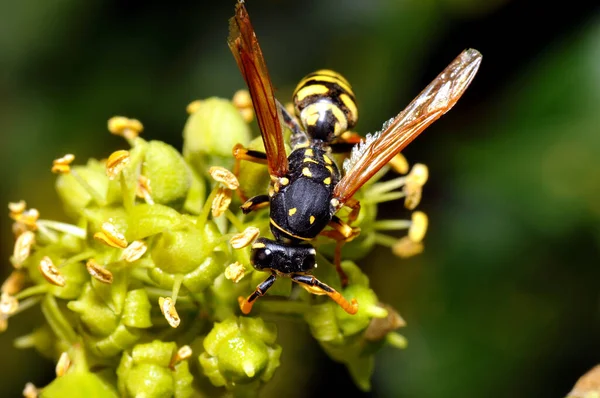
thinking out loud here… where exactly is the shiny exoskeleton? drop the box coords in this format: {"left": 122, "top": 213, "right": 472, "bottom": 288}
{"left": 229, "top": 0, "right": 482, "bottom": 316}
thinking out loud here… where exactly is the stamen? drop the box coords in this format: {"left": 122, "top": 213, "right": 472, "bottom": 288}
{"left": 36, "top": 220, "right": 86, "bottom": 239}
{"left": 0, "top": 292, "right": 19, "bottom": 315}
{"left": 211, "top": 187, "right": 232, "bottom": 218}
{"left": 403, "top": 182, "right": 422, "bottom": 210}
{"left": 406, "top": 163, "right": 429, "bottom": 186}
{"left": 408, "top": 211, "right": 428, "bottom": 243}
{"left": 391, "top": 236, "right": 424, "bottom": 258}
{"left": 158, "top": 297, "right": 180, "bottom": 328}
{"left": 39, "top": 256, "right": 66, "bottom": 287}
{"left": 107, "top": 116, "right": 143, "bottom": 140}
{"left": 229, "top": 226, "right": 260, "bottom": 249}
{"left": 11, "top": 208, "right": 40, "bottom": 230}
{"left": 51, "top": 154, "right": 75, "bottom": 174}
{"left": 389, "top": 153, "right": 409, "bottom": 174}
{"left": 209, "top": 166, "right": 239, "bottom": 190}
{"left": 232, "top": 89, "right": 254, "bottom": 123}
{"left": 22, "top": 382, "right": 39, "bottom": 398}
{"left": 8, "top": 200, "right": 26, "bottom": 216}
{"left": 93, "top": 222, "right": 128, "bottom": 249}
{"left": 2, "top": 271, "right": 26, "bottom": 295}
{"left": 55, "top": 352, "right": 71, "bottom": 377}
{"left": 86, "top": 259, "right": 113, "bottom": 284}
{"left": 135, "top": 175, "right": 154, "bottom": 205}
{"left": 106, "top": 150, "right": 130, "bottom": 180}
{"left": 224, "top": 262, "right": 246, "bottom": 283}
{"left": 13, "top": 230, "right": 35, "bottom": 268}
{"left": 170, "top": 345, "right": 192, "bottom": 369}
{"left": 120, "top": 240, "right": 148, "bottom": 262}
{"left": 186, "top": 100, "right": 203, "bottom": 115}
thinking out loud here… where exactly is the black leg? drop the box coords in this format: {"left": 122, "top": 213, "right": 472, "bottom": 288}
{"left": 291, "top": 274, "right": 358, "bottom": 315}
{"left": 240, "top": 194, "right": 270, "bottom": 214}
{"left": 238, "top": 273, "right": 277, "bottom": 314}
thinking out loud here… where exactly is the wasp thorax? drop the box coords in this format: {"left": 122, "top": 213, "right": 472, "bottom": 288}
{"left": 293, "top": 69, "right": 358, "bottom": 143}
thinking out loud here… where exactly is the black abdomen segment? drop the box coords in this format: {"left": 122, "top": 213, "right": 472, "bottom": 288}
{"left": 270, "top": 147, "right": 341, "bottom": 240}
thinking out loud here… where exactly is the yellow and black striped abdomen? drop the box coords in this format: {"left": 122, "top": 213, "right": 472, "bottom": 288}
{"left": 293, "top": 69, "right": 358, "bottom": 143}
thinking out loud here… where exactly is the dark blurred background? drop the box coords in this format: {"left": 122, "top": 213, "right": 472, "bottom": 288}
{"left": 1, "top": 0, "right": 599, "bottom": 397}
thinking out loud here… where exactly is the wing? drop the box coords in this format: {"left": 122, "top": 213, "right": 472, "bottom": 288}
{"left": 228, "top": 1, "right": 289, "bottom": 177}
{"left": 332, "top": 48, "right": 482, "bottom": 206}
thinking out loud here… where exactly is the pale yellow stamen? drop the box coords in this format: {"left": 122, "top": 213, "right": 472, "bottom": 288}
{"left": 225, "top": 262, "right": 246, "bottom": 283}
{"left": 408, "top": 211, "right": 428, "bottom": 243}
{"left": 106, "top": 150, "right": 130, "bottom": 180}
{"left": 120, "top": 240, "right": 148, "bottom": 262}
{"left": 406, "top": 163, "right": 429, "bottom": 186}
{"left": 107, "top": 116, "right": 143, "bottom": 139}
{"left": 55, "top": 352, "right": 71, "bottom": 377}
{"left": 389, "top": 153, "right": 410, "bottom": 174}
{"left": 211, "top": 187, "right": 232, "bottom": 218}
{"left": 186, "top": 100, "right": 203, "bottom": 114}
{"left": 135, "top": 175, "right": 154, "bottom": 205}
{"left": 209, "top": 166, "right": 239, "bottom": 190}
{"left": 86, "top": 259, "right": 113, "bottom": 284}
{"left": 93, "top": 222, "right": 128, "bottom": 249}
{"left": 2, "top": 271, "right": 26, "bottom": 295}
{"left": 13, "top": 230, "right": 35, "bottom": 268}
{"left": 22, "top": 382, "right": 39, "bottom": 398}
{"left": 0, "top": 292, "right": 18, "bottom": 315}
{"left": 230, "top": 227, "right": 260, "bottom": 249}
{"left": 391, "top": 236, "right": 424, "bottom": 258}
{"left": 232, "top": 89, "right": 254, "bottom": 123}
{"left": 159, "top": 297, "right": 180, "bottom": 328}
{"left": 8, "top": 200, "right": 26, "bottom": 216}
{"left": 39, "top": 256, "right": 66, "bottom": 287}
{"left": 170, "top": 345, "right": 193, "bottom": 369}
{"left": 51, "top": 154, "right": 75, "bottom": 174}
{"left": 403, "top": 182, "right": 422, "bottom": 211}
{"left": 12, "top": 208, "right": 40, "bottom": 230}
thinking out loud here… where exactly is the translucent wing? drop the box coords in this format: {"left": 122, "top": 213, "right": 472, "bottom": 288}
{"left": 228, "top": 1, "right": 289, "bottom": 177}
{"left": 333, "top": 49, "right": 482, "bottom": 206}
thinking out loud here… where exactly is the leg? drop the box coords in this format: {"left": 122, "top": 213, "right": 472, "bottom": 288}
{"left": 232, "top": 143, "right": 269, "bottom": 201}
{"left": 276, "top": 100, "right": 306, "bottom": 148}
{"left": 329, "top": 131, "right": 363, "bottom": 153}
{"left": 291, "top": 274, "right": 358, "bottom": 315}
{"left": 238, "top": 273, "right": 277, "bottom": 314}
{"left": 240, "top": 194, "right": 270, "bottom": 214}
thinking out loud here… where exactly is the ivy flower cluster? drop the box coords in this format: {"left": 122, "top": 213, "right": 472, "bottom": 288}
{"left": 3, "top": 92, "right": 429, "bottom": 397}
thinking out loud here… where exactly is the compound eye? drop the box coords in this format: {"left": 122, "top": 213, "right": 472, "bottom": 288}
{"left": 252, "top": 248, "right": 272, "bottom": 267}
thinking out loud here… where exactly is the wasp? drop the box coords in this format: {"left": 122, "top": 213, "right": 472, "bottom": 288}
{"left": 228, "top": 0, "right": 481, "bottom": 315}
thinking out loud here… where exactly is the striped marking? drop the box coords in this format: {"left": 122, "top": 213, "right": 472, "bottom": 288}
{"left": 304, "top": 157, "right": 319, "bottom": 164}
{"left": 302, "top": 167, "right": 312, "bottom": 177}
{"left": 323, "top": 155, "right": 332, "bottom": 165}
{"left": 326, "top": 165, "right": 334, "bottom": 174}
{"left": 295, "top": 84, "right": 329, "bottom": 102}
{"left": 340, "top": 93, "right": 358, "bottom": 123}
{"left": 304, "top": 148, "right": 314, "bottom": 157}
{"left": 252, "top": 242, "right": 266, "bottom": 249}
{"left": 270, "top": 218, "right": 311, "bottom": 241}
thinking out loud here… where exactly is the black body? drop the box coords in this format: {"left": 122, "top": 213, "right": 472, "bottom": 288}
{"left": 269, "top": 145, "right": 341, "bottom": 243}
{"left": 251, "top": 237, "right": 316, "bottom": 274}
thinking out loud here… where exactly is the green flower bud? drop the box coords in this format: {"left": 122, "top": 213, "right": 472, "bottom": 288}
{"left": 236, "top": 136, "right": 273, "bottom": 200}
{"left": 117, "top": 341, "right": 194, "bottom": 398}
{"left": 55, "top": 162, "right": 111, "bottom": 218}
{"left": 151, "top": 224, "right": 208, "bottom": 274}
{"left": 121, "top": 289, "right": 152, "bottom": 329}
{"left": 199, "top": 316, "right": 281, "bottom": 389}
{"left": 126, "top": 203, "right": 183, "bottom": 241}
{"left": 183, "top": 97, "right": 251, "bottom": 172}
{"left": 68, "top": 284, "right": 118, "bottom": 336}
{"left": 91, "top": 324, "right": 141, "bottom": 358}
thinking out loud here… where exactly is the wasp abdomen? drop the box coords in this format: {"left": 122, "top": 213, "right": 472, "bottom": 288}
{"left": 293, "top": 70, "right": 358, "bottom": 142}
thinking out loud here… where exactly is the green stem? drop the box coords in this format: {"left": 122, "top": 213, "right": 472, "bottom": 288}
{"left": 225, "top": 209, "right": 246, "bottom": 232}
{"left": 37, "top": 220, "right": 87, "bottom": 239}
{"left": 197, "top": 185, "right": 219, "bottom": 227}
{"left": 257, "top": 299, "right": 310, "bottom": 316}
{"left": 365, "top": 176, "right": 406, "bottom": 196}
{"left": 41, "top": 294, "right": 78, "bottom": 345}
{"left": 373, "top": 233, "right": 399, "bottom": 248}
{"left": 15, "top": 285, "right": 49, "bottom": 300}
{"left": 172, "top": 274, "right": 184, "bottom": 304}
{"left": 372, "top": 220, "right": 411, "bottom": 231}
{"left": 362, "top": 191, "right": 406, "bottom": 205}
{"left": 12, "top": 296, "right": 42, "bottom": 316}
